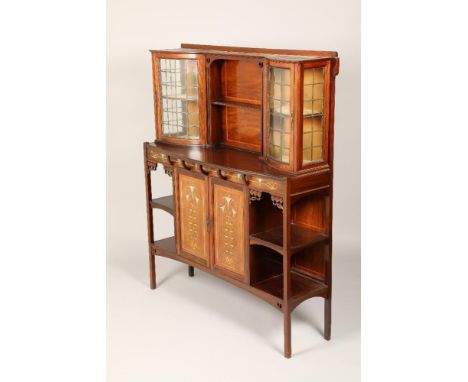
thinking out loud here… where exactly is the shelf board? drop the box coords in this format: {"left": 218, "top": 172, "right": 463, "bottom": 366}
{"left": 152, "top": 236, "right": 326, "bottom": 309}
{"left": 150, "top": 195, "right": 174, "bottom": 215}
{"left": 153, "top": 236, "right": 176, "bottom": 254}
{"left": 161, "top": 95, "right": 198, "bottom": 101}
{"left": 211, "top": 99, "right": 261, "bottom": 110}
{"left": 249, "top": 224, "right": 328, "bottom": 255}
{"left": 151, "top": 236, "right": 283, "bottom": 308}
{"left": 252, "top": 272, "right": 327, "bottom": 301}
{"left": 303, "top": 112, "right": 323, "bottom": 118}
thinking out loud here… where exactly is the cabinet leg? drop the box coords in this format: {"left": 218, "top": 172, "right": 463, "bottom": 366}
{"left": 188, "top": 265, "right": 194, "bottom": 277}
{"left": 149, "top": 253, "right": 156, "bottom": 289}
{"left": 284, "top": 309, "right": 291, "bottom": 358}
{"left": 324, "top": 297, "right": 331, "bottom": 340}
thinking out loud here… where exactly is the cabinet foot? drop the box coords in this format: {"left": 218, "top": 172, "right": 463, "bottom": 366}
{"left": 324, "top": 297, "right": 331, "bottom": 340}
{"left": 188, "top": 265, "right": 194, "bottom": 277}
{"left": 149, "top": 253, "right": 156, "bottom": 289}
{"left": 284, "top": 310, "right": 291, "bottom": 358}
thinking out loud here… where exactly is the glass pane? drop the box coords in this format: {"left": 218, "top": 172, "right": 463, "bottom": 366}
{"left": 268, "top": 67, "right": 291, "bottom": 164}
{"left": 303, "top": 67, "right": 325, "bottom": 164}
{"left": 159, "top": 59, "right": 199, "bottom": 139}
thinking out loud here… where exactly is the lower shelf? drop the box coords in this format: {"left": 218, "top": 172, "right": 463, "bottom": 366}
{"left": 152, "top": 236, "right": 327, "bottom": 310}
{"left": 153, "top": 236, "right": 176, "bottom": 253}
{"left": 252, "top": 272, "right": 327, "bottom": 303}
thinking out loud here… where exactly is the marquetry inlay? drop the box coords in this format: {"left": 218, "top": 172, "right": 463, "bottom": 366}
{"left": 148, "top": 150, "right": 169, "bottom": 164}
{"left": 178, "top": 173, "right": 208, "bottom": 260}
{"left": 247, "top": 176, "right": 284, "bottom": 195}
{"left": 248, "top": 176, "right": 278, "bottom": 190}
{"left": 213, "top": 184, "right": 245, "bottom": 276}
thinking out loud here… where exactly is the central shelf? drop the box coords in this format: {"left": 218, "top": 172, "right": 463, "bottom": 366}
{"left": 252, "top": 272, "right": 327, "bottom": 301}
{"left": 211, "top": 99, "right": 261, "bottom": 110}
{"left": 250, "top": 224, "right": 328, "bottom": 255}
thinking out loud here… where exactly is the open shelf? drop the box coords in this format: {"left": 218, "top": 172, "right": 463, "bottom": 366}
{"left": 152, "top": 236, "right": 176, "bottom": 253}
{"left": 150, "top": 195, "right": 174, "bottom": 215}
{"left": 252, "top": 271, "right": 327, "bottom": 300}
{"left": 211, "top": 99, "right": 261, "bottom": 110}
{"left": 250, "top": 224, "right": 328, "bottom": 255}
{"left": 152, "top": 237, "right": 327, "bottom": 310}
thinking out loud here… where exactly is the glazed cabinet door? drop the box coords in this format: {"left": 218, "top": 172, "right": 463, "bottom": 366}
{"left": 212, "top": 179, "right": 247, "bottom": 280}
{"left": 265, "top": 62, "right": 295, "bottom": 171}
{"left": 177, "top": 170, "right": 210, "bottom": 266}
{"left": 299, "top": 60, "right": 332, "bottom": 168}
{"left": 152, "top": 53, "right": 206, "bottom": 145}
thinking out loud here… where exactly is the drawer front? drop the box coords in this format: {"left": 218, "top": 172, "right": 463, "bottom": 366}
{"left": 178, "top": 172, "right": 209, "bottom": 262}
{"left": 147, "top": 147, "right": 170, "bottom": 165}
{"left": 213, "top": 183, "right": 246, "bottom": 277}
{"left": 246, "top": 175, "right": 285, "bottom": 195}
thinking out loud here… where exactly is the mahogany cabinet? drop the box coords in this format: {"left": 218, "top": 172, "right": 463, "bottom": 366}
{"left": 144, "top": 43, "right": 339, "bottom": 358}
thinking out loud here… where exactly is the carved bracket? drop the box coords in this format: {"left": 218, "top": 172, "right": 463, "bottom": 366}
{"left": 271, "top": 195, "right": 284, "bottom": 211}
{"left": 249, "top": 189, "right": 262, "bottom": 203}
{"left": 163, "top": 165, "right": 173, "bottom": 177}
{"left": 146, "top": 162, "right": 158, "bottom": 174}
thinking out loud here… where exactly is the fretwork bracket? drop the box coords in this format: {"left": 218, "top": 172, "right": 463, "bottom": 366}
{"left": 271, "top": 195, "right": 284, "bottom": 211}
{"left": 163, "top": 165, "right": 173, "bottom": 177}
{"left": 249, "top": 189, "right": 262, "bottom": 203}
{"left": 146, "top": 162, "right": 158, "bottom": 174}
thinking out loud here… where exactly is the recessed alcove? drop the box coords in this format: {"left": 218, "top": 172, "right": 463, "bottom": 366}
{"left": 209, "top": 59, "right": 263, "bottom": 153}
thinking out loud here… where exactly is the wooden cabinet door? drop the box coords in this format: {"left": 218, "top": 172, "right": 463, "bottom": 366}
{"left": 212, "top": 180, "right": 247, "bottom": 279}
{"left": 177, "top": 171, "right": 209, "bottom": 265}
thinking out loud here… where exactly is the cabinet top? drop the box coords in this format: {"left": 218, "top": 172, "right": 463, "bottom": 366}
{"left": 150, "top": 43, "right": 338, "bottom": 63}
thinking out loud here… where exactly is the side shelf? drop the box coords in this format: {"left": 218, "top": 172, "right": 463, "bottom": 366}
{"left": 153, "top": 236, "right": 176, "bottom": 253}
{"left": 152, "top": 236, "right": 328, "bottom": 311}
{"left": 250, "top": 224, "right": 329, "bottom": 255}
{"left": 252, "top": 272, "right": 327, "bottom": 309}
{"left": 150, "top": 195, "right": 174, "bottom": 215}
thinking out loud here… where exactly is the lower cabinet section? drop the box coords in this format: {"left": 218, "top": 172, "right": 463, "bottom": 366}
{"left": 213, "top": 181, "right": 246, "bottom": 278}
{"left": 176, "top": 170, "right": 247, "bottom": 279}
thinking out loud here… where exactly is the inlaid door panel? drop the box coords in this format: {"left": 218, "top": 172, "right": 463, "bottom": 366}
{"left": 213, "top": 182, "right": 246, "bottom": 278}
{"left": 178, "top": 172, "right": 209, "bottom": 263}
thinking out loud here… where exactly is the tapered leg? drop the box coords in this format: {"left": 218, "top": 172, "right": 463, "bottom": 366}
{"left": 188, "top": 265, "right": 194, "bottom": 277}
{"left": 284, "top": 310, "right": 291, "bottom": 358}
{"left": 144, "top": 144, "right": 156, "bottom": 290}
{"left": 324, "top": 297, "right": 331, "bottom": 340}
{"left": 149, "top": 253, "right": 156, "bottom": 289}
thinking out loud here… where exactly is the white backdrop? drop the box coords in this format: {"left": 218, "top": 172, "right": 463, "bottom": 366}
{"left": 107, "top": 0, "right": 360, "bottom": 380}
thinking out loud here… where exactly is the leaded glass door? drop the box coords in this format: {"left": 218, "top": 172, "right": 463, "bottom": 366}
{"left": 152, "top": 53, "right": 206, "bottom": 145}
{"left": 267, "top": 65, "right": 294, "bottom": 166}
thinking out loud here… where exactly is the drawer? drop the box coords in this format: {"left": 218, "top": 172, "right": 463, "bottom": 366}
{"left": 246, "top": 175, "right": 285, "bottom": 195}
{"left": 147, "top": 147, "right": 170, "bottom": 165}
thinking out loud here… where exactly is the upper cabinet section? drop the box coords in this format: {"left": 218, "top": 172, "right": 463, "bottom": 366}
{"left": 208, "top": 58, "right": 264, "bottom": 153}
{"left": 264, "top": 59, "right": 334, "bottom": 172}
{"left": 150, "top": 45, "right": 339, "bottom": 172}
